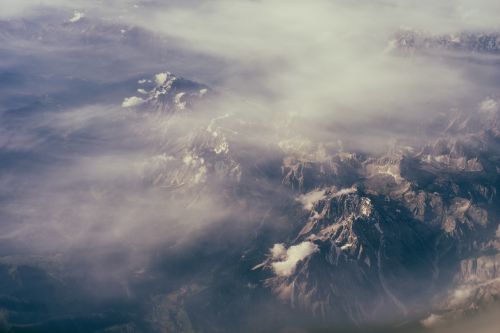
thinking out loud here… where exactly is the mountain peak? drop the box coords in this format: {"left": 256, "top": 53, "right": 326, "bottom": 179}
{"left": 122, "top": 71, "right": 210, "bottom": 113}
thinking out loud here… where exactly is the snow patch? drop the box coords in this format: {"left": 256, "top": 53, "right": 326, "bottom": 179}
{"left": 341, "top": 243, "right": 354, "bottom": 251}
{"left": 175, "top": 92, "right": 187, "bottom": 110}
{"left": 360, "top": 197, "right": 373, "bottom": 217}
{"left": 214, "top": 140, "right": 229, "bottom": 154}
{"left": 182, "top": 153, "right": 203, "bottom": 166}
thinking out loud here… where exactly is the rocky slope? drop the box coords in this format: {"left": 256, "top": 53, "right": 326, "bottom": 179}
{"left": 255, "top": 97, "right": 500, "bottom": 328}
{"left": 116, "top": 67, "right": 500, "bottom": 330}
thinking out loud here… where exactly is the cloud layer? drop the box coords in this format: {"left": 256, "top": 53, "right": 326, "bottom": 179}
{"left": 0, "top": 1, "right": 500, "bottom": 331}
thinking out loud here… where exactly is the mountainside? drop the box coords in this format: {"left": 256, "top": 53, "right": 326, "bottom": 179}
{"left": 115, "top": 69, "right": 500, "bottom": 331}
{"left": 258, "top": 99, "right": 500, "bottom": 328}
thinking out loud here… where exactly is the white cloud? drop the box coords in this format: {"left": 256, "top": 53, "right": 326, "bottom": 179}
{"left": 297, "top": 187, "right": 358, "bottom": 211}
{"left": 127, "top": 0, "right": 496, "bottom": 152}
{"left": 421, "top": 313, "right": 445, "bottom": 328}
{"left": 0, "top": 100, "right": 241, "bottom": 276}
{"left": 154, "top": 72, "right": 169, "bottom": 86}
{"left": 122, "top": 96, "right": 145, "bottom": 107}
{"left": 297, "top": 189, "right": 326, "bottom": 211}
{"left": 270, "top": 243, "right": 286, "bottom": 260}
{"left": 480, "top": 98, "right": 499, "bottom": 114}
{"left": 271, "top": 241, "right": 318, "bottom": 277}
{"left": 69, "top": 10, "right": 84, "bottom": 23}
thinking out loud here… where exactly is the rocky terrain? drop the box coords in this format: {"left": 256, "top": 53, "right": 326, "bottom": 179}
{"left": 118, "top": 68, "right": 500, "bottom": 331}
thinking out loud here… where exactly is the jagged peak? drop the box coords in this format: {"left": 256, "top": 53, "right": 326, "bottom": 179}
{"left": 389, "top": 28, "right": 500, "bottom": 55}
{"left": 122, "top": 71, "right": 210, "bottom": 113}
